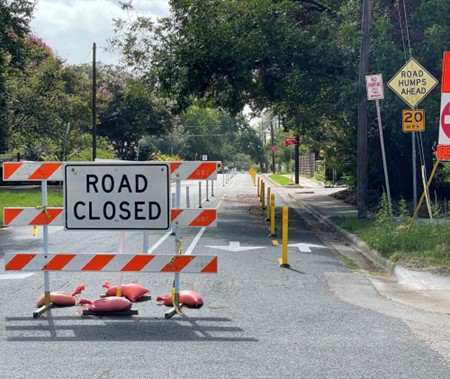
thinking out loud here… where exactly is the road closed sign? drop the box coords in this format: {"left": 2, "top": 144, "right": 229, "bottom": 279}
{"left": 64, "top": 163, "right": 170, "bottom": 230}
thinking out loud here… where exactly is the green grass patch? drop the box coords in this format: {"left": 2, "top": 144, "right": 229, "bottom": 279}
{"left": 0, "top": 187, "right": 64, "bottom": 226}
{"left": 268, "top": 174, "right": 295, "bottom": 186}
{"left": 333, "top": 216, "right": 450, "bottom": 272}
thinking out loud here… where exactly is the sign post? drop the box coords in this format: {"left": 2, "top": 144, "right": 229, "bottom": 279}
{"left": 388, "top": 58, "right": 438, "bottom": 211}
{"left": 365, "top": 74, "right": 392, "bottom": 215}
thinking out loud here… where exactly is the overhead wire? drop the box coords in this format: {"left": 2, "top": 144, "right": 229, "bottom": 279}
{"left": 395, "top": 0, "right": 407, "bottom": 61}
{"left": 399, "top": 0, "right": 431, "bottom": 211}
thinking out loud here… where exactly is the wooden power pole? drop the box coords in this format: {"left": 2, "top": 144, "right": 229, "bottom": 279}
{"left": 357, "top": 0, "right": 371, "bottom": 218}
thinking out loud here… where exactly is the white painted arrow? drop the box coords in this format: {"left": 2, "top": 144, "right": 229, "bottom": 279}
{"left": 206, "top": 241, "right": 267, "bottom": 252}
{"left": 287, "top": 242, "right": 327, "bottom": 253}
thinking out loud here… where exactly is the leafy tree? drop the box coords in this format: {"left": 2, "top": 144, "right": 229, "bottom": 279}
{"left": 0, "top": 0, "right": 35, "bottom": 153}
{"left": 7, "top": 35, "right": 91, "bottom": 160}
{"left": 111, "top": 0, "right": 450, "bottom": 200}
{"left": 97, "top": 75, "right": 174, "bottom": 160}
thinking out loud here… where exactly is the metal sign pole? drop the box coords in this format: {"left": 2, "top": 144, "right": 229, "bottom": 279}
{"left": 375, "top": 99, "right": 392, "bottom": 215}
{"left": 42, "top": 180, "right": 51, "bottom": 306}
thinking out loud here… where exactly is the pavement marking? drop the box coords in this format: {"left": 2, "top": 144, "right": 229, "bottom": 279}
{"left": 184, "top": 227, "right": 206, "bottom": 255}
{"left": 0, "top": 273, "right": 34, "bottom": 280}
{"left": 206, "top": 241, "right": 267, "bottom": 252}
{"left": 287, "top": 242, "right": 326, "bottom": 253}
{"left": 147, "top": 230, "right": 172, "bottom": 254}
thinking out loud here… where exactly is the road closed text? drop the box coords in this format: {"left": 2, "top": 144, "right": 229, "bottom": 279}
{"left": 64, "top": 164, "right": 170, "bottom": 230}
{"left": 73, "top": 200, "right": 162, "bottom": 221}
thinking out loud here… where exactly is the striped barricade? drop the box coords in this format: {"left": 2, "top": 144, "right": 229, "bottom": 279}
{"left": 3, "top": 162, "right": 63, "bottom": 181}
{"left": 5, "top": 253, "right": 218, "bottom": 273}
{"left": 4, "top": 207, "right": 217, "bottom": 227}
{"left": 3, "top": 207, "right": 64, "bottom": 226}
{"left": 170, "top": 161, "right": 217, "bottom": 180}
{"left": 170, "top": 209, "right": 217, "bottom": 227}
{"left": 3, "top": 161, "right": 217, "bottom": 182}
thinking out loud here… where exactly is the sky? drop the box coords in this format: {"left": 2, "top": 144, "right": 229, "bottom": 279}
{"left": 30, "top": 0, "right": 170, "bottom": 65}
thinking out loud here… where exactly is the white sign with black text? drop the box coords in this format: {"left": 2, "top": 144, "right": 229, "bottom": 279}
{"left": 64, "top": 163, "right": 170, "bottom": 230}
{"left": 365, "top": 74, "right": 384, "bottom": 101}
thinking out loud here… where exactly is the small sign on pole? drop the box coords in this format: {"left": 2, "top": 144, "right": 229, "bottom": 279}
{"left": 365, "top": 74, "right": 384, "bottom": 100}
{"left": 402, "top": 109, "right": 425, "bottom": 132}
{"left": 366, "top": 74, "right": 392, "bottom": 215}
{"left": 387, "top": 58, "right": 438, "bottom": 108}
{"left": 283, "top": 137, "right": 297, "bottom": 146}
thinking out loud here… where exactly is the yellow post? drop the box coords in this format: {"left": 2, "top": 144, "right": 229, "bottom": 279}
{"left": 257, "top": 177, "right": 260, "bottom": 197}
{"left": 261, "top": 182, "right": 265, "bottom": 209}
{"left": 278, "top": 207, "right": 290, "bottom": 268}
{"left": 266, "top": 187, "right": 271, "bottom": 221}
{"left": 268, "top": 194, "right": 277, "bottom": 237}
{"left": 249, "top": 168, "right": 256, "bottom": 185}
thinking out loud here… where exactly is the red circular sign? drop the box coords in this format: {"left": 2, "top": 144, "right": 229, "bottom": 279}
{"left": 441, "top": 102, "right": 450, "bottom": 139}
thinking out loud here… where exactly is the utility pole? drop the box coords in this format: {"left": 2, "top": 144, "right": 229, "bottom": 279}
{"left": 357, "top": 0, "right": 371, "bottom": 219}
{"left": 92, "top": 42, "right": 97, "bottom": 162}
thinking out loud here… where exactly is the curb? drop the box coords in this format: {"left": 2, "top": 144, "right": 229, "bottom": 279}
{"left": 287, "top": 193, "right": 396, "bottom": 273}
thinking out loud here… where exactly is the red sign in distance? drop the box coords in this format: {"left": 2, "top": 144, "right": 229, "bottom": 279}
{"left": 442, "top": 51, "right": 450, "bottom": 93}
{"left": 284, "top": 137, "right": 297, "bottom": 146}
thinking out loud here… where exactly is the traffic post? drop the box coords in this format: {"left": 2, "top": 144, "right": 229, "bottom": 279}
{"left": 366, "top": 74, "right": 392, "bottom": 215}
{"left": 388, "top": 58, "right": 438, "bottom": 211}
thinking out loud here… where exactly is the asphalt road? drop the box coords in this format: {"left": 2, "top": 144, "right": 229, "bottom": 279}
{"left": 1, "top": 173, "right": 450, "bottom": 378}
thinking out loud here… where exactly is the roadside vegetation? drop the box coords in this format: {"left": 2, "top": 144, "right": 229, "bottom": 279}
{"left": 333, "top": 194, "right": 450, "bottom": 273}
{"left": 268, "top": 174, "right": 295, "bottom": 186}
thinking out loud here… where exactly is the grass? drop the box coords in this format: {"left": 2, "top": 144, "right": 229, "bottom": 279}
{"left": 268, "top": 174, "right": 295, "bottom": 186}
{"left": 0, "top": 187, "right": 64, "bottom": 226}
{"left": 334, "top": 216, "right": 450, "bottom": 273}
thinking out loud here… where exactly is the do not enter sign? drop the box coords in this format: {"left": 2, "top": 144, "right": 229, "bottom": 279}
{"left": 64, "top": 163, "right": 170, "bottom": 230}
{"left": 439, "top": 93, "right": 450, "bottom": 145}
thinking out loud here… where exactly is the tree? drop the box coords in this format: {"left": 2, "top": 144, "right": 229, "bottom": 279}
{"left": 111, "top": 0, "right": 450, "bottom": 200}
{"left": 0, "top": 0, "right": 35, "bottom": 153}
{"left": 7, "top": 36, "right": 91, "bottom": 160}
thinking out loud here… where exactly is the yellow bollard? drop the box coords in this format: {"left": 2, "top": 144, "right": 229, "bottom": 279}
{"left": 278, "top": 207, "right": 290, "bottom": 268}
{"left": 268, "top": 194, "right": 277, "bottom": 237}
{"left": 261, "top": 182, "right": 265, "bottom": 209}
{"left": 266, "top": 187, "right": 271, "bottom": 221}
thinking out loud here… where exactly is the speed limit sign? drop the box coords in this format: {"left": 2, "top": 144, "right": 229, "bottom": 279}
{"left": 402, "top": 109, "right": 425, "bottom": 132}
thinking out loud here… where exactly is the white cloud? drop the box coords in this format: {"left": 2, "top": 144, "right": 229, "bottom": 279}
{"left": 31, "top": 0, "right": 170, "bottom": 65}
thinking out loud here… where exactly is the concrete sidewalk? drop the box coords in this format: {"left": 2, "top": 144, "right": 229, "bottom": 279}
{"left": 271, "top": 175, "right": 450, "bottom": 315}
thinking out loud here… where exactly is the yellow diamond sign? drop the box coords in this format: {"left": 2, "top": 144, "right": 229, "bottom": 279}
{"left": 388, "top": 58, "right": 438, "bottom": 108}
